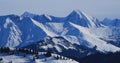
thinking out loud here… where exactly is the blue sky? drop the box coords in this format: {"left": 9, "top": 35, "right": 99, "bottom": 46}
{"left": 0, "top": 0, "right": 120, "bottom": 20}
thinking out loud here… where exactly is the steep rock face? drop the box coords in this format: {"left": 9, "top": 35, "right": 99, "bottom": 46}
{"left": 16, "top": 17, "right": 47, "bottom": 47}
{"left": 0, "top": 17, "right": 22, "bottom": 47}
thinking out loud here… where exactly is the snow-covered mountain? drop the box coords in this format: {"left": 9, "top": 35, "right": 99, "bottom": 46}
{"left": 0, "top": 10, "right": 120, "bottom": 61}
{"left": 102, "top": 18, "right": 120, "bottom": 27}
{"left": 66, "top": 10, "right": 101, "bottom": 28}
{"left": 23, "top": 36, "right": 98, "bottom": 61}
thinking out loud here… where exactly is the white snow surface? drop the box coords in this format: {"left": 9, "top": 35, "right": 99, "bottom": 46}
{"left": 0, "top": 54, "right": 78, "bottom": 63}
{"left": 31, "top": 19, "right": 57, "bottom": 37}
{"left": 69, "top": 22, "right": 120, "bottom": 52}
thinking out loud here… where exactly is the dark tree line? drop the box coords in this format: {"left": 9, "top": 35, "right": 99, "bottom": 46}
{"left": 0, "top": 47, "right": 76, "bottom": 62}
{"left": 44, "top": 51, "right": 73, "bottom": 61}
{"left": 0, "top": 47, "right": 38, "bottom": 55}
{"left": 79, "top": 52, "right": 120, "bottom": 63}
{"left": 44, "top": 51, "right": 52, "bottom": 57}
{"left": 0, "top": 47, "right": 10, "bottom": 53}
{"left": 16, "top": 48, "right": 38, "bottom": 55}
{"left": 0, "top": 57, "right": 3, "bottom": 61}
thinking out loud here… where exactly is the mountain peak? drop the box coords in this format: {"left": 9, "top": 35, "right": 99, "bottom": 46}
{"left": 21, "top": 11, "right": 36, "bottom": 18}
{"left": 67, "top": 10, "right": 99, "bottom": 28}
{"left": 68, "top": 10, "right": 84, "bottom": 18}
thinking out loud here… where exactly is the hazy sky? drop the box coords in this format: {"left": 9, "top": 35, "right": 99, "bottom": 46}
{"left": 0, "top": 0, "right": 120, "bottom": 20}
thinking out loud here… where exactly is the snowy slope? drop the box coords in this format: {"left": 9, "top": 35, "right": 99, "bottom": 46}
{"left": 31, "top": 18, "right": 120, "bottom": 52}
{"left": 24, "top": 36, "right": 98, "bottom": 61}
{"left": 0, "top": 53, "right": 78, "bottom": 63}
{"left": 69, "top": 22, "right": 120, "bottom": 52}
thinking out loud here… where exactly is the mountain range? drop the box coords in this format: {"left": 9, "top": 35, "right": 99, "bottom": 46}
{"left": 0, "top": 10, "right": 120, "bottom": 61}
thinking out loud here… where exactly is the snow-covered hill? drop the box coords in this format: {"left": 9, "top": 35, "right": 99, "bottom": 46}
{"left": 0, "top": 53, "right": 78, "bottom": 63}
{"left": 0, "top": 10, "right": 120, "bottom": 62}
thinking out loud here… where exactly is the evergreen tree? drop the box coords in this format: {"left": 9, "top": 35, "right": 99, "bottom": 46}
{"left": 0, "top": 57, "right": 3, "bottom": 61}
{"left": 45, "top": 51, "right": 51, "bottom": 57}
